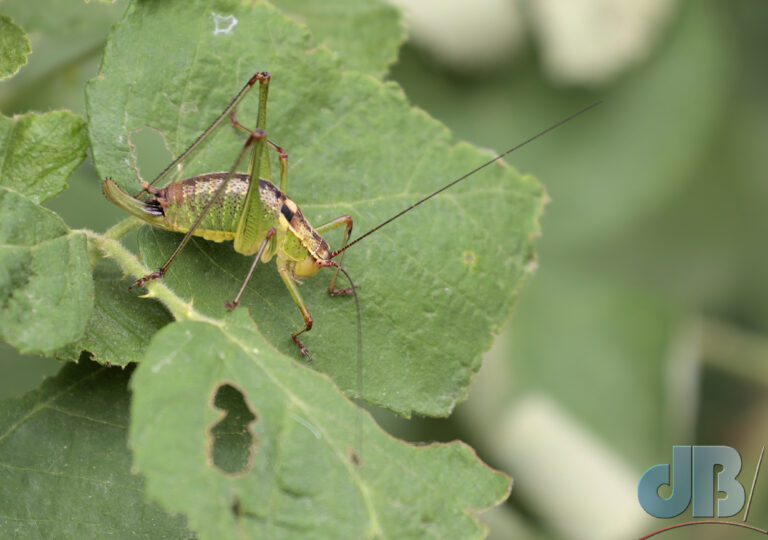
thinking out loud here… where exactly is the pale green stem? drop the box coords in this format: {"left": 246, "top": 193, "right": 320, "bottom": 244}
{"left": 699, "top": 318, "right": 768, "bottom": 387}
{"left": 84, "top": 219, "right": 145, "bottom": 268}
{"left": 103, "top": 216, "right": 145, "bottom": 241}
{"left": 83, "top": 229, "right": 218, "bottom": 325}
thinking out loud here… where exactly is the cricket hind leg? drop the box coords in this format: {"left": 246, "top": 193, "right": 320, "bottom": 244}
{"left": 130, "top": 73, "right": 273, "bottom": 289}
{"left": 130, "top": 127, "right": 268, "bottom": 289}
{"left": 136, "top": 71, "right": 271, "bottom": 198}
{"left": 315, "top": 215, "right": 355, "bottom": 296}
{"left": 230, "top": 110, "right": 289, "bottom": 193}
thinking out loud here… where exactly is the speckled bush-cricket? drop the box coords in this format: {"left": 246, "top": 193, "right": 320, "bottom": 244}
{"left": 103, "top": 71, "right": 598, "bottom": 361}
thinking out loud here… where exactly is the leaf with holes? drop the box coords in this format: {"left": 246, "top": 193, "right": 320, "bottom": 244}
{"left": 130, "top": 310, "right": 510, "bottom": 540}
{"left": 87, "top": 0, "right": 544, "bottom": 417}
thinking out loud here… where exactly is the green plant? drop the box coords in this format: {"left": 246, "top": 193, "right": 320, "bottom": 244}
{"left": 0, "top": 1, "right": 545, "bottom": 537}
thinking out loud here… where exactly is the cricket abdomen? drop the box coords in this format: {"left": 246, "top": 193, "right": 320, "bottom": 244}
{"left": 172, "top": 173, "right": 333, "bottom": 262}
{"left": 162, "top": 172, "right": 257, "bottom": 241}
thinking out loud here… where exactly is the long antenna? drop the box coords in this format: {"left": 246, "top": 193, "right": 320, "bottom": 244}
{"left": 324, "top": 262, "right": 364, "bottom": 461}
{"left": 330, "top": 101, "right": 601, "bottom": 258}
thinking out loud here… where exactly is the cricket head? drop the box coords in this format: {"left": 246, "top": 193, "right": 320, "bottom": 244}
{"left": 292, "top": 231, "right": 334, "bottom": 278}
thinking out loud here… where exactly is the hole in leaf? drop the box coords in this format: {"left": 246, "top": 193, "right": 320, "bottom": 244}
{"left": 127, "top": 127, "right": 173, "bottom": 185}
{"left": 209, "top": 383, "right": 257, "bottom": 475}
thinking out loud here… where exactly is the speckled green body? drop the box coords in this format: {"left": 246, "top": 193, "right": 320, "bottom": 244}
{"left": 102, "top": 172, "right": 333, "bottom": 264}
{"left": 162, "top": 172, "right": 279, "bottom": 244}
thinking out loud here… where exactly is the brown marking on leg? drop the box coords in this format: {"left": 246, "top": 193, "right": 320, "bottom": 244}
{"left": 248, "top": 71, "right": 270, "bottom": 87}
{"left": 130, "top": 268, "right": 165, "bottom": 290}
{"left": 291, "top": 314, "right": 314, "bottom": 361}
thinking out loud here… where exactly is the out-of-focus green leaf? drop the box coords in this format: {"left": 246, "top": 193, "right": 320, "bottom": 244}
{"left": 87, "top": 0, "right": 544, "bottom": 417}
{"left": 506, "top": 267, "right": 682, "bottom": 467}
{"left": 0, "top": 111, "right": 88, "bottom": 203}
{"left": 0, "top": 0, "right": 124, "bottom": 114}
{"left": 131, "top": 310, "right": 510, "bottom": 540}
{"left": 0, "top": 187, "right": 93, "bottom": 355}
{"left": 584, "top": 97, "right": 768, "bottom": 330}
{"left": 272, "top": 0, "right": 404, "bottom": 77}
{"left": 0, "top": 360, "right": 192, "bottom": 538}
{"left": 56, "top": 262, "right": 173, "bottom": 366}
{"left": 392, "top": 0, "right": 729, "bottom": 251}
{"left": 0, "top": 13, "right": 30, "bottom": 80}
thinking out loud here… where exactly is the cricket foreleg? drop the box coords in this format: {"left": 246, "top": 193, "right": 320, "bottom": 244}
{"left": 277, "top": 260, "right": 314, "bottom": 361}
{"left": 315, "top": 215, "right": 355, "bottom": 296}
{"left": 225, "top": 227, "right": 276, "bottom": 310}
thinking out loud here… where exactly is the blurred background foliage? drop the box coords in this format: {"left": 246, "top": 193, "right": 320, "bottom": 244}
{"left": 1, "top": 0, "right": 767, "bottom": 538}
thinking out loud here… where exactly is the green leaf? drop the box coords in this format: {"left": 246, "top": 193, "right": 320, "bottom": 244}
{"left": 56, "top": 261, "right": 173, "bottom": 366}
{"left": 507, "top": 266, "right": 682, "bottom": 467}
{"left": 0, "top": 360, "right": 192, "bottom": 538}
{"left": 0, "top": 0, "right": 124, "bottom": 115}
{"left": 392, "top": 0, "right": 730, "bottom": 251}
{"left": 272, "top": 0, "right": 404, "bottom": 77}
{"left": 0, "top": 111, "right": 88, "bottom": 203}
{"left": 0, "top": 187, "right": 93, "bottom": 355}
{"left": 87, "top": 0, "right": 544, "bottom": 417}
{"left": 131, "top": 310, "right": 510, "bottom": 540}
{"left": 0, "top": 13, "right": 31, "bottom": 80}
